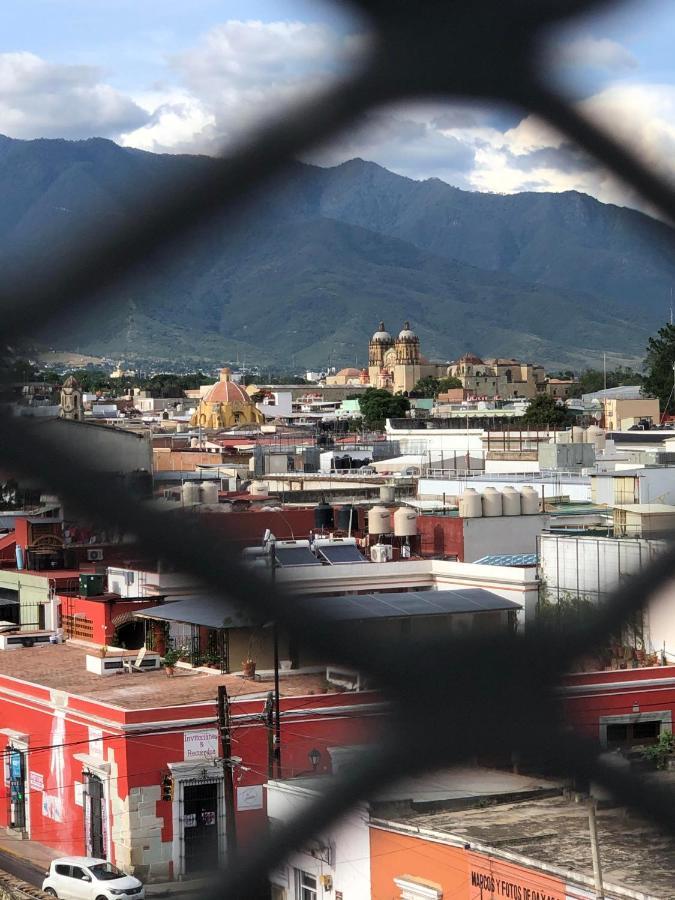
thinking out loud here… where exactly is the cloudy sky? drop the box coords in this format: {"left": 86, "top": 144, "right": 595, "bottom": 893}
{"left": 1, "top": 0, "right": 674, "bottom": 209}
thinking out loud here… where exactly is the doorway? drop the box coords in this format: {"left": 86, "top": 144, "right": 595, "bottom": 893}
{"left": 182, "top": 780, "right": 219, "bottom": 875}
{"left": 86, "top": 774, "right": 105, "bottom": 859}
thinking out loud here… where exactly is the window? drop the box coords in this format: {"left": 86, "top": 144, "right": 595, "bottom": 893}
{"left": 295, "top": 870, "right": 318, "bottom": 900}
{"left": 55, "top": 865, "right": 70, "bottom": 877}
{"left": 70, "top": 867, "right": 88, "bottom": 881}
{"left": 606, "top": 720, "right": 660, "bottom": 747}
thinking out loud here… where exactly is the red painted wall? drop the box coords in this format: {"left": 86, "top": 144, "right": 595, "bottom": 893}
{"left": 0, "top": 670, "right": 386, "bottom": 865}
{"left": 417, "top": 515, "right": 464, "bottom": 559}
{"left": 562, "top": 665, "right": 675, "bottom": 741}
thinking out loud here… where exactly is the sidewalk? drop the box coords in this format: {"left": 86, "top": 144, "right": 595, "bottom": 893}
{"left": 0, "top": 830, "right": 59, "bottom": 877}
{"left": 0, "top": 830, "right": 213, "bottom": 897}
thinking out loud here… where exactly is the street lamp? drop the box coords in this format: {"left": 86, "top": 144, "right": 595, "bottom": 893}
{"left": 308, "top": 748, "right": 321, "bottom": 771}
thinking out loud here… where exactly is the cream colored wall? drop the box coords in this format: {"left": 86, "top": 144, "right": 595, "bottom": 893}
{"left": 604, "top": 398, "right": 660, "bottom": 430}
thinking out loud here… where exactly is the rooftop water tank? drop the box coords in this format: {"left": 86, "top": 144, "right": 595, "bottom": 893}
{"left": 314, "top": 501, "right": 334, "bottom": 530}
{"left": 482, "top": 486, "right": 503, "bottom": 517}
{"left": 190, "top": 437, "right": 199, "bottom": 448}
{"left": 521, "top": 485, "right": 540, "bottom": 515}
{"left": 379, "top": 485, "right": 395, "bottom": 503}
{"left": 459, "top": 488, "right": 482, "bottom": 518}
{"left": 200, "top": 482, "right": 219, "bottom": 504}
{"left": 394, "top": 507, "right": 417, "bottom": 537}
{"left": 586, "top": 425, "right": 606, "bottom": 450}
{"left": 502, "top": 486, "right": 521, "bottom": 516}
{"left": 182, "top": 482, "right": 200, "bottom": 505}
{"left": 572, "top": 425, "right": 586, "bottom": 443}
{"left": 337, "top": 505, "right": 359, "bottom": 533}
{"left": 368, "top": 505, "right": 392, "bottom": 535}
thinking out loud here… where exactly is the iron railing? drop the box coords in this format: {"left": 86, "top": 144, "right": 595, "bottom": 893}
{"left": 2, "top": 1, "right": 675, "bottom": 897}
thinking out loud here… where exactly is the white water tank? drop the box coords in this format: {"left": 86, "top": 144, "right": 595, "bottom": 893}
{"left": 380, "top": 485, "right": 395, "bottom": 503}
{"left": 368, "top": 505, "right": 392, "bottom": 535}
{"left": 586, "top": 425, "right": 606, "bottom": 450}
{"left": 482, "top": 486, "right": 503, "bottom": 517}
{"left": 200, "top": 482, "right": 219, "bottom": 504}
{"left": 521, "top": 485, "right": 540, "bottom": 515}
{"left": 249, "top": 481, "right": 268, "bottom": 497}
{"left": 502, "top": 486, "right": 521, "bottom": 516}
{"left": 394, "top": 507, "right": 417, "bottom": 537}
{"left": 190, "top": 437, "right": 199, "bottom": 448}
{"left": 459, "top": 488, "right": 482, "bottom": 518}
{"left": 182, "top": 482, "right": 200, "bottom": 505}
{"left": 572, "top": 425, "right": 585, "bottom": 443}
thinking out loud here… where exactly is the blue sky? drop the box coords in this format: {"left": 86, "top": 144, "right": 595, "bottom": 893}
{"left": 0, "top": 0, "right": 673, "bottom": 208}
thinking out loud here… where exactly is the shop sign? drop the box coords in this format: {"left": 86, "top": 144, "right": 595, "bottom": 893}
{"left": 471, "top": 869, "right": 561, "bottom": 900}
{"left": 29, "top": 771, "right": 44, "bottom": 792}
{"left": 184, "top": 729, "right": 219, "bottom": 760}
{"left": 237, "top": 784, "right": 263, "bottom": 811}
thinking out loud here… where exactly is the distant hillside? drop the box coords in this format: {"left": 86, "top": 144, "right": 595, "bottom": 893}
{"left": 0, "top": 135, "right": 671, "bottom": 369}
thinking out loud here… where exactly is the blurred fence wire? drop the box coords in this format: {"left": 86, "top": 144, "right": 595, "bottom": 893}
{"left": 2, "top": 1, "right": 675, "bottom": 897}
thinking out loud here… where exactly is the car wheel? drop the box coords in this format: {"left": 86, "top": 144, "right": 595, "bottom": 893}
{"left": 44, "top": 891, "right": 57, "bottom": 898}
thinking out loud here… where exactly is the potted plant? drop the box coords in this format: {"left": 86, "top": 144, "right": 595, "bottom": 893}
{"left": 163, "top": 648, "right": 180, "bottom": 676}
{"left": 242, "top": 631, "right": 261, "bottom": 678}
{"left": 99, "top": 645, "right": 108, "bottom": 659}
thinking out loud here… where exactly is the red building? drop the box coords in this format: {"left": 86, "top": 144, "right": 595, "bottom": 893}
{"left": 0, "top": 642, "right": 385, "bottom": 882}
{"left": 561, "top": 664, "right": 675, "bottom": 748}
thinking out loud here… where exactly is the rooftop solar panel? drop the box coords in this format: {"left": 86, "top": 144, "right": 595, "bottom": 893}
{"left": 318, "top": 544, "right": 369, "bottom": 565}
{"left": 275, "top": 546, "right": 322, "bottom": 567}
{"left": 473, "top": 554, "right": 538, "bottom": 567}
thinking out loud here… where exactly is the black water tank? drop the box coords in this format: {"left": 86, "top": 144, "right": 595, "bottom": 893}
{"left": 314, "top": 501, "right": 334, "bottom": 529}
{"left": 337, "top": 505, "right": 359, "bottom": 532}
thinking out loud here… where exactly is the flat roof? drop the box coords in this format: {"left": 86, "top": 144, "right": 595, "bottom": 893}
{"left": 300, "top": 589, "right": 521, "bottom": 621}
{"left": 614, "top": 503, "right": 675, "bottom": 514}
{"left": 379, "top": 793, "right": 675, "bottom": 899}
{"left": 0, "top": 643, "right": 330, "bottom": 710}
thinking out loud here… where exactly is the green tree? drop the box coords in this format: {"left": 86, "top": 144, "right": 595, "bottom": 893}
{"left": 358, "top": 388, "right": 410, "bottom": 428}
{"left": 411, "top": 375, "right": 462, "bottom": 398}
{"left": 570, "top": 366, "right": 642, "bottom": 398}
{"left": 437, "top": 375, "right": 462, "bottom": 393}
{"left": 521, "top": 394, "right": 572, "bottom": 428}
{"left": 411, "top": 376, "right": 441, "bottom": 398}
{"left": 643, "top": 323, "right": 675, "bottom": 412}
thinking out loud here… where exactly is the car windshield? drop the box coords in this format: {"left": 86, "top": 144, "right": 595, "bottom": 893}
{"left": 88, "top": 863, "right": 125, "bottom": 880}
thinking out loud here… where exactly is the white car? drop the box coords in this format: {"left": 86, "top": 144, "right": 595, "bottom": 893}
{"left": 42, "top": 857, "right": 144, "bottom": 899}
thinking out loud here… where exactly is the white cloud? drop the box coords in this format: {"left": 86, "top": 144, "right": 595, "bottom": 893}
{"left": 121, "top": 19, "right": 364, "bottom": 155}
{"left": 0, "top": 52, "right": 148, "bottom": 139}
{"left": 553, "top": 36, "right": 638, "bottom": 73}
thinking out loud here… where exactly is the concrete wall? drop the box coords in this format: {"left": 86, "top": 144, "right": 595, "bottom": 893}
{"left": 38, "top": 419, "right": 152, "bottom": 475}
{"left": 267, "top": 782, "right": 372, "bottom": 900}
{"left": 462, "top": 515, "right": 547, "bottom": 563}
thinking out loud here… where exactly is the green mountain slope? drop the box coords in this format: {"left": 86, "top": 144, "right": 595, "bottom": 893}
{"left": 0, "top": 135, "right": 666, "bottom": 368}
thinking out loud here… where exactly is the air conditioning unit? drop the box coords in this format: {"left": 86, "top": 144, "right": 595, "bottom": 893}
{"left": 87, "top": 549, "right": 104, "bottom": 562}
{"left": 370, "top": 544, "right": 393, "bottom": 563}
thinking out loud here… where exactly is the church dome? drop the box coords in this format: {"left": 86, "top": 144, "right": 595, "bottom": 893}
{"left": 397, "top": 321, "right": 418, "bottom": 341}
{"left": 336, "top": 367, "right": 361, "bottom": 377}
{"left": 203, "top": 368, "right": 251, "bottom": 405}
{"left": 371, "top": 321, "right": 392, "bottom": 342}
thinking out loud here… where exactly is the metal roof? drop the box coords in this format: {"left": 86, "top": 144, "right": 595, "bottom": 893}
{"left": 137, "top": 596, "right": 255, "bottom": 630}
{"left": 301, "top": 589, "right": 521, "bottom": 621}
{"left": 473, "top": 554, "right": 538, "bottom": 567}
{"left": 136, "top": 588, "right": 521, "bottom": 629}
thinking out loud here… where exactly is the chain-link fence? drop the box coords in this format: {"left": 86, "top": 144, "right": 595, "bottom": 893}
{"left": 1, "top": 1, "right": 675, "bottom": 897}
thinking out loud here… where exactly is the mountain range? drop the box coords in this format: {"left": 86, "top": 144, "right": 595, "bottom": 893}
{"left": 1, "top": 134, "right": 673, "bottom": 370}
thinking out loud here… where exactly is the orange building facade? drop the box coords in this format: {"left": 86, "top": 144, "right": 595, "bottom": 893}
{"left": 370, "top": 825, "right": 567, "bottom": 900}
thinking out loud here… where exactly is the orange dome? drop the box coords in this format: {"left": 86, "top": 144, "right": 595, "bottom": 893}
{"left": 337, "top": 367, "right": 361, "bottom": 377}
{"left": 203, "top": 368, "right": 251, "bottom": 405}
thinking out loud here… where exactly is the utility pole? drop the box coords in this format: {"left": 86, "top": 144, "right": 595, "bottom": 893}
{"left": 217, "top": 685, "right": 238, "bottom": 858}
{"left": 588, "top": 801, "right": 604, "bottom": 900}
{"left": 269, "top": 540, "right": 282, "bottom": 778}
